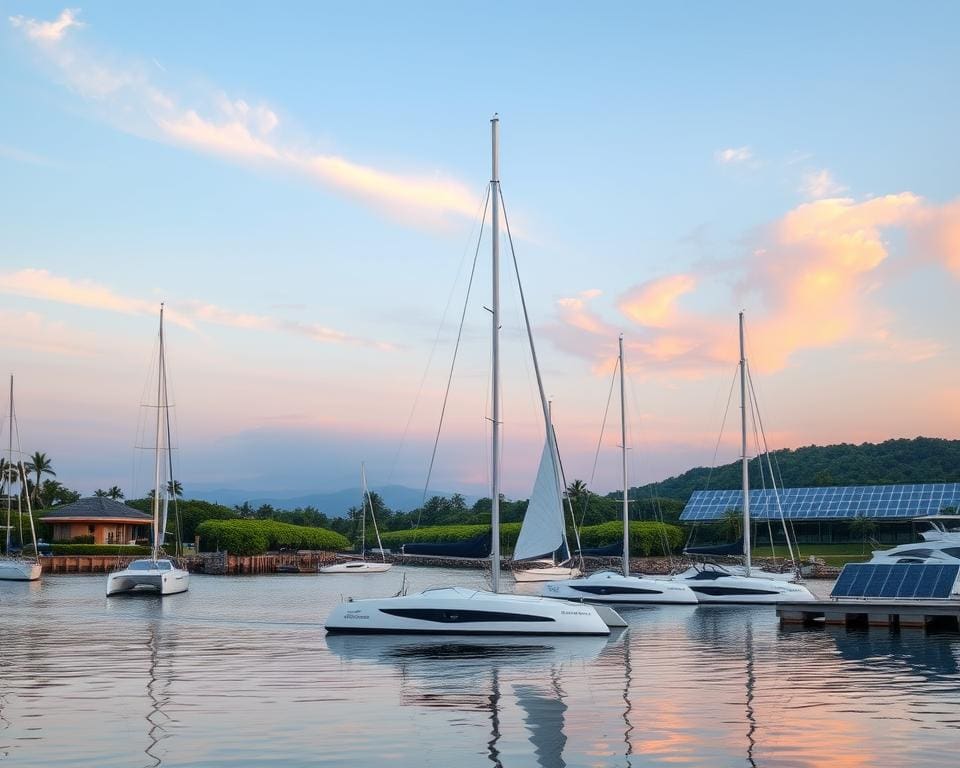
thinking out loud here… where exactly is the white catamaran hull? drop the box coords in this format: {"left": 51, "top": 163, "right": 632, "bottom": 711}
{"left": 319, "top": 561, "right": 393, "bottom": 574}
{"left": 541, "top": 571, "right": 699, "bottom": 605}
{"left": 325, "top": 586, "right": 613, "bottom": 635}
{"left": 106, "top": 565, "right": 189, "bottom": 596}
{"left": 0, "top": 560, "right": 41, "bottom": 581}
{"left": 680, "top": 567, "right": 815, "bottom": 604}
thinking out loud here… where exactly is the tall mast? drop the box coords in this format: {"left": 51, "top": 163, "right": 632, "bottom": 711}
{"left": 739, "top": 311, "right": 751, "bottom": 576}
{"left": 620, "top": 335, "right": 629, "bottom": 577}
{"left": 6, "top": 376, "right": 12, "bottom": 554}
{"left": 490, "top": 114, "right": 501, "bottom": 594}
{"left": 151, "top": 305, "right": 165, "bottom": 562}
{"left": 360, "top": 463, "right": 367, "bottom": 558}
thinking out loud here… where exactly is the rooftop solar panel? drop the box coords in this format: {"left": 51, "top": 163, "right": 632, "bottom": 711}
{"left": 829, "top": 563, "right": 959, "bottom": 600}
{"left": 679, "top": 483, "right": 960, "bottom": 521}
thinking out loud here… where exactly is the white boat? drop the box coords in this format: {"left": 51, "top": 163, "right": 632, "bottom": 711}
{"left": 680, "top": 313, "right": 814, "bottom": 605}
{"left": 107, "top": 305, "right": 189, "bottom": 597}
{"left": 513, "top": 560, "right": 581, "bottom": 583}
{"left": 915, "top": 515, "right": 960, "bottom": 543}
{"left": 0, "top": 376, "right": 41, "bottom": 582}
{"left": 866, "top": 538, "right": 960, "bottom": 565}
{"left": 320, "top": 463, "right": 393, "bottom": 574}
{"left": 542, "top": 337, "right": 698, "bottom": 606}
{"left": 326, "top": 117, "right": 619, "bottom": 636}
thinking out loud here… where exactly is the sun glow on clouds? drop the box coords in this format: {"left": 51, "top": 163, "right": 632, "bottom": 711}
{"left": 551, "top": 192, "right": 960, "bottom": 377}
{"left": 10, "top": 9, "right": 478, "bottom": 228}
{"left": 0, "top": 269, "right": 391, "bottom": 349}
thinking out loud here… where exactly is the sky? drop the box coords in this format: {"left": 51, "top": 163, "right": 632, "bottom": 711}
{"left": 1, "top": 2, "right": 958, "bottom": 501}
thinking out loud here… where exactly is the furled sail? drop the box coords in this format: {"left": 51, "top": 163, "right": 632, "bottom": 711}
{"left": 513, "top": 438, "right": 566, "bottom": 561}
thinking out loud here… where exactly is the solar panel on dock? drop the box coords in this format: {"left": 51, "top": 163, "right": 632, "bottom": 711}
{"left": 830, "top": 563, "right": 960, "bottom": 600}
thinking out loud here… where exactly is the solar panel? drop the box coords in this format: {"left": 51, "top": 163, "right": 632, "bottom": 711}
{"left": 679, "top": 482, "right": 960, "bottom": 521}
{"left": 829, "top": 563, "right": 960, "bottom": 600}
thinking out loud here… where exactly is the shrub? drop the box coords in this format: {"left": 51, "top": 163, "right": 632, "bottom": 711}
{"left": 196, "top": 519, "right": 350, "bottom": 556}
{"left": 378, "top": 523, "right": 523, "bottom": 550}
{"left": 49, "top": 544, "right": 153, "bottom": 556}
{"left": 578, "top": 521, "right": 685, "bottom": 556}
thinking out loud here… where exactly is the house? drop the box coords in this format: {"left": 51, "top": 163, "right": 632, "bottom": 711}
{"left": 40, "top": 497, "right": 153, "bottom": 545}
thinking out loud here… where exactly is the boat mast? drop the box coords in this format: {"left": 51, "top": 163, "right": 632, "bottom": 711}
{"left": 360, "top": 463, "right": 367, "bottom": 558}
{"left": 490, "top": 114, "right": 501, "bottom": 594}
{"left": 620, "top": 335, "right": 629, "bottom": 578}
{"left": 739, "top": 311, "right": 752, "bottom": 576}
{"left": 151, "top": 305, "right": 165, "bottom": 562}
{"left": 5, "top": 376, "right": 12, "bottom": 554}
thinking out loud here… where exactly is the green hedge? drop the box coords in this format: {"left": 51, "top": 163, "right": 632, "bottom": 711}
{"left": 196, "top": 519, "right": 350, "bottom": 556}
{"left": 377, "top": 521, "right": 683, "bottom": 556}
{"left": 378, "top": 523, "right": 523, "bottom": 550}
{"left": 578, "top": 521, "right": 685, "bottom": 556}
{"left": 49, "top": 544, "right": 152, "bottom": 556}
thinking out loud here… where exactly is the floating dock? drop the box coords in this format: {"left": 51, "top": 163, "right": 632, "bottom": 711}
{"left": 778, "top": 600, "right": 960, "bottom": 630}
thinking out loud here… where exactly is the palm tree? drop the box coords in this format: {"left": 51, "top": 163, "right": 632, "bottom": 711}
{"left": 565, "top": 479, "right": 588, "bottom": 513}
{"left": 94, "top": 488, "right": 108, "bottom": 497}
{"left": 107, "top": 486, "right": 124, "bottom": 500}
{"left": 24, "top": 452, "right": 55, "bottom": 506}
{"left": 166, "top": 480, "right": 183, "bottom": 498}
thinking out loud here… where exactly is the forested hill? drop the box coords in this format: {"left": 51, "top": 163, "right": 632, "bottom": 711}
{"left": 625, "top": 437, "right": 960, "bottom": 503}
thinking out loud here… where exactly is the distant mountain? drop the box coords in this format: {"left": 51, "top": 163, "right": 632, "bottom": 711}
{"left": 190, "top": 485, "right": 478, "bottom": 517}
{"left": 624, "top": 437, "right": 960, "bottom": 503}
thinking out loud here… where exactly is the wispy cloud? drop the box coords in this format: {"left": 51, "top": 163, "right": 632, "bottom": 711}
{"left": 9, "top": 7, "right": 83, "bottom": 42}
{"left": 0, "top": 143, "right": 56, "bottom": 168}
{"left": 0, "top": 268, "right": 391, "bottom": 349}
{"left": 715, "top": 146, "right": 753, "bottom": 165}
{"left": 10, "top": 9, "right": 479, "bottom": 228}
{"left": 548, "top": 192, "right": 960, "bottom": 376}
{"left": 800, "top": 168, "right": 847, "bottom": 200}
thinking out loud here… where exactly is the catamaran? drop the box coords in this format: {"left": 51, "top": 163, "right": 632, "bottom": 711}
{"left": 319, "top": 463, "right": 392, "bottom": 573}
{"left": 106, "top": 305, "right": 189, "bottom": 597}
{"left": 324, "top": 117, "right": 620, "bottom": 635}
{"left": 677, "top": 313, "right": 814, "bottom": 604}
{"left": 541, "top": 336, "right": 698, "bottom": 605}
{"left": 0, "top": 376, "right": 42, "bottom": 582}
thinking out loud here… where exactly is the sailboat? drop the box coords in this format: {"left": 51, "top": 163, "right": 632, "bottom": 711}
{"left": 512, "top": 409, "right": 581, "bottom": 583}
{"left": 677, "top": 313, "right": 814, "bottom": 604}
{"left": 319, "top": 463, "right": 392, "bottom": 573}
{"left": 541, "top": 336, "right": 698, "bottom": 605}
{"left": 0, "top": 376, "right": 42, "bottom": 582}
{"left": 324, "top": 117, "right": 620, "bottom": 635}
{"left": 106, "top": 305, "right": 190, "bottom": 597}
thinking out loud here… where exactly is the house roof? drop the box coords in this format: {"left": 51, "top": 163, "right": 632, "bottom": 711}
{"left": 40, "top": 497, "right": 153, "bottom": 523}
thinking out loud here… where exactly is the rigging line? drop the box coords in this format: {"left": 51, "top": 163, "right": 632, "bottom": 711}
{"left": 415, "top": 186, "right": 490, "bottom": 529}
{"left": 578, "top": 356, "right": 619, "bottom": 532}
{"left": 551, "top": 419, "right": 583, "bottom": 562}
{"left": 389, "top": 185, "right": 492, "bottom": 488}
{"left": 746, "top": 378, "right": 778, "bottom": 564}
{"left": 746, "top": 361, "right": 799, "bottom": 569}
{"left": 706, "top": 364, "right": 740, "bottom": 492}
{"left": 161, "top": 344, "right": 181, "bottom": 557}
{"left": 626, "top": 374, "right": 674, "bottom": 562}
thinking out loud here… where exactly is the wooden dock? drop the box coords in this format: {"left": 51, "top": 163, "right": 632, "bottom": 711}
{"left": 778, "top": 599, "right": 960, "bottom": 630}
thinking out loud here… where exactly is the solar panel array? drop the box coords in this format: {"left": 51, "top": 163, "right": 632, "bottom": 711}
{"left": 830, "top": 563, "right": 959, "bottom": 600}
{"left": 679, "top": 483, "right": 960, "bottom": 521}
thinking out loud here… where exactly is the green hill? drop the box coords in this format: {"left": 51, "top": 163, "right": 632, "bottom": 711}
{"left": 624, "top": 437, "right": 960, "bottom": 504}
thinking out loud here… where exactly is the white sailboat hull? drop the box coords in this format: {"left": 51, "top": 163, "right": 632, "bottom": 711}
{"left": 541, "top": 571, "right": 699, "bottom": 605}
{"left": 0, "top": 559, "right": 41, "bottom": 581}
{"left": 318, "top": 561, "right": 393, "bottom": 574}
{"left": 324, "top": 586, "right": 613, "bottom": 635}
{"left": 679, "top": 566, "right": 815, "bottom": 604}
{"left": 106, "top": 561, "right": 189, "bottom": 596}
{"left": 513, "top": 563, "right": 582, "bottom": 582}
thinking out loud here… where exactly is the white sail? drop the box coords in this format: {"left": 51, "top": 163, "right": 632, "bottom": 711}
{"left": 514, "top": 437, "right": 565, "bottom": 561}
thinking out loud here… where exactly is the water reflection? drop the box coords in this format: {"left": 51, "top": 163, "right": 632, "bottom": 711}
{"left": 325, "top": 633, "right": 610, "bottom": 767}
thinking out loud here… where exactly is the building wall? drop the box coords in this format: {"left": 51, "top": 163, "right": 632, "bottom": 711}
{"left": 50, "top": 522, "right": 145, "bottom": 544}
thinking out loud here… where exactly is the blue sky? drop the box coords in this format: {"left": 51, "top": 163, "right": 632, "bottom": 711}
{"left": 1, "top": 3, "right": 958, "bottom": 500}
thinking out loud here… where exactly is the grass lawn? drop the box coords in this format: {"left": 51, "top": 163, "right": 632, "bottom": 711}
{"left": 752, "top": 542, "right": 883, "bottom": 567}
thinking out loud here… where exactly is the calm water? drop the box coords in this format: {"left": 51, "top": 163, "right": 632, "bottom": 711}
{"left": 0, "top": 569, "right": 958, "bottom": 767}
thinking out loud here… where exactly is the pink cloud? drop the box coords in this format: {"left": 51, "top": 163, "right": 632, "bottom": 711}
{"left": 549, "top": 192, "right": 959, "bottom": 377}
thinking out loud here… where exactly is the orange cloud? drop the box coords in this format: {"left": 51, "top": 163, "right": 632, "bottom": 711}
{"left": 10, "top": 9, "right": 479, "bottom": 228}
{"left": 550, "top": 192, "right": 959, "bottom": 377}
{"left": 0, "top": 269, "right": 389, "bottom": 349}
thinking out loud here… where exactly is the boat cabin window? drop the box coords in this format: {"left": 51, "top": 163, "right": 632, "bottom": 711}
{"left": 942, "top": 547, "right": 960, "bottom": 558}
{"left": 895, "top": 549, "right": 933, "bottom": 558}
{"left": 127, "top": 560, "right": 155, "bottom": 571}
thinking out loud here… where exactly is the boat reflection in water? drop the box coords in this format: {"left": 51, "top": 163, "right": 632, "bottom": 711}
{"left": 325, "top": 633, "right": 614, "bottom": 767}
